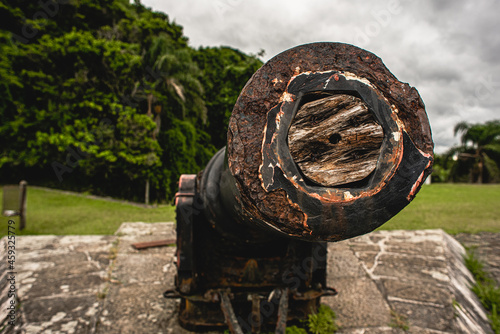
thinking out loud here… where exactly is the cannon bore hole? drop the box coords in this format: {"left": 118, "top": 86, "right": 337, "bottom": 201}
{"left": 328, "top": 133, "right": 342, "bottom": 145}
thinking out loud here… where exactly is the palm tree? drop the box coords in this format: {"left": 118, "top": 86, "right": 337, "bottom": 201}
{"left": 451, "top": 120, "right": 500, "bottom": 183}
{"left": 142, "top": 33, "right": 207, "bottom": 124}
{"left": 131, "top": 33, "right": 208, "bottom": 203}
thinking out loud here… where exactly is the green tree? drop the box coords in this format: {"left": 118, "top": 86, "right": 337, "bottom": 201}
{"left": 430, "top": 154, "right": 452, "bottom": 183}
{"left": 134, "top": 34, "right": 217, "bottom": 198}
{"left": 450, "top": 120, "right": 500, "bottom": 183}
{"left": 0, "top": 0, "right": 174, "bottom": 201}
{"left": 193, "top": 46, "right": 262, "bottom": 148}
{"left": 0, "top": 0, "right": 260, "bottom": 202}
{"left": 142, "top": 34, "right": 207, "bottom": 123}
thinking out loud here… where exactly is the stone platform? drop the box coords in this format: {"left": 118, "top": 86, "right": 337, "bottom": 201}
{"left": 0, "top": 223, "right": 494, "bottom": 333}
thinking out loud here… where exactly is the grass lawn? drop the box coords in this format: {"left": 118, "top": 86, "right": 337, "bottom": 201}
{"left": 0, "top": 187, "right": 176, "bottom": 237}
{"left": 0, "top": 184, "right": 499, "bottom": 236}
{"left": 379, "top": 183, "right": 500, "bottom": 234}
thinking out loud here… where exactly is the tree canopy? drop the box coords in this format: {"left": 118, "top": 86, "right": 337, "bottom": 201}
{"left": 451, "top": 120, "right": 500, "bottom": 183}
{"left": 0, "top": 0, "right": 263, "bottom": 202}
{"left": 433, "top": 120, "right": 500, "bottom": 184}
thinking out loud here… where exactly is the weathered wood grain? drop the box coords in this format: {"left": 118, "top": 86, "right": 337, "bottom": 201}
{"left": 288, "top": 94, "right": 384, "bottom": 187}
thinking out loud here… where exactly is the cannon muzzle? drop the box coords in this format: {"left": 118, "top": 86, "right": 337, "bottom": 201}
{"left": 199, "top": 42, "right": 433, "bottom": 243}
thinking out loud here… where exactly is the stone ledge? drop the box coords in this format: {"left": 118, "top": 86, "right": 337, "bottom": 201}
{"left": 0, "top": 225, "right": 494, "bottom": 333}
{"left": 325, "top": 230, "right": 492, "bottom": 333}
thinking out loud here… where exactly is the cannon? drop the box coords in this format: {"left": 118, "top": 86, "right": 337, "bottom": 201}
{"left": 166, "top": 42, "right": 433, "bottom": 333}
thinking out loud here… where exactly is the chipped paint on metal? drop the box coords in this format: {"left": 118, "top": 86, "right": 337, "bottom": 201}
{"left": 323, "top": 74, "right": 334, "bottom": 89}
{"left": 342, "top": 71, "right": 376, "bottom": 88}
{"left": 393, "top": 131, "right": 401, "bottom": 142}
{"left": 279, "top": 91, "right": 294, "bottom": 104}
{"left": 228, "top": 42, "right": 433, "bottom": 241}
{"left": 407, "top": 159, "right": 433, "bottom": 201}
{"left": 275, "top": 109, "right": 285, "bottom": 130}
{"left": 417, "top": 147, "right": 434, "bottom": 160}
{"left": 390, "top": 107, "right": 406, "bottom": 132}
{"left": 406, "top": 146, "right": 433, "bottom": 200}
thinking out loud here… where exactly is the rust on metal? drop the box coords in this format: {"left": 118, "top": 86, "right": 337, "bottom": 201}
{"left": 171, "top": 42, "right": 433, "bottom": 332}
{"left": 275, "top": 288, "right": 289, "bottom": 334}
{"left": 131, "top": 239, "right": 176, "bottom": 250}
{"left": 407, "top": 155, "right": 433, "bottom": 201}
{"left": 250, "top": 294, "right": 262, "bottom": 333}
{"left": 227, "top": 42, "right": 433, "bottom": 241}
{"left": 220, "top": 291, "right": 244, "bottom": 334}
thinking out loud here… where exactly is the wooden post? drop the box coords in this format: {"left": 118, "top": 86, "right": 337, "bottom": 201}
{"left": 19, "top": 180, "right": 27, "bottom": 230}
{"left": 288, "top": 94, "right": 384, "bottom": 187}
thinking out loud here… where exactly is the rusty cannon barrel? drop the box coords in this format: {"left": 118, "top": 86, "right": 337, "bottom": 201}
{"left": 169, "top": 42, "right": 433, "bottom": 333}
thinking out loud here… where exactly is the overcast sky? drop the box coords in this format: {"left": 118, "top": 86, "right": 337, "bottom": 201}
{"left": 141, "top": 0, "right": 499, "bottom": 153}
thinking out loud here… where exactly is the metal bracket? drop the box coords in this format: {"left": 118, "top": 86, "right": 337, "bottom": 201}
{"left": 163, "top": 289, "right": 181, "bottom": 299}
{"left": 218, "top": 288, "right": 292, "bottom": 334}
{"left": 275, "top": 288, "right": 289, "bottom": 334}
{"left": 220, "top": 290, "right": 244, "bottom": 334}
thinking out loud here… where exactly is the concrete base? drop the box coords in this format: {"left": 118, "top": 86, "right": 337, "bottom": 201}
{"left": 0, "top": 224, "right": 494, "bottom": 333}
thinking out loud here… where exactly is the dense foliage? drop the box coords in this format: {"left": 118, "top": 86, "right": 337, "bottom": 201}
{"left": 0, "top": 0, "right": 262, "bottom": 202}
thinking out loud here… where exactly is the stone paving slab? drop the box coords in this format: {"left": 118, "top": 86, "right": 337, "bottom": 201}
{"left": 323, "top": 229, "right": 492, "bottom": 334}
{"left": 96, "top": 222, "right": 190, "bottom": 334}
{"left": 0, "top": 234, "right": 115, "bottom": 334}
{"left": 0, "top": 224, "right": 495, "bottom": 333}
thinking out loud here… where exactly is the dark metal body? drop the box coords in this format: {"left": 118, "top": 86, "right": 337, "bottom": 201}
{"left": 172, "top": 151, "right": 335, "bottom": 332}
